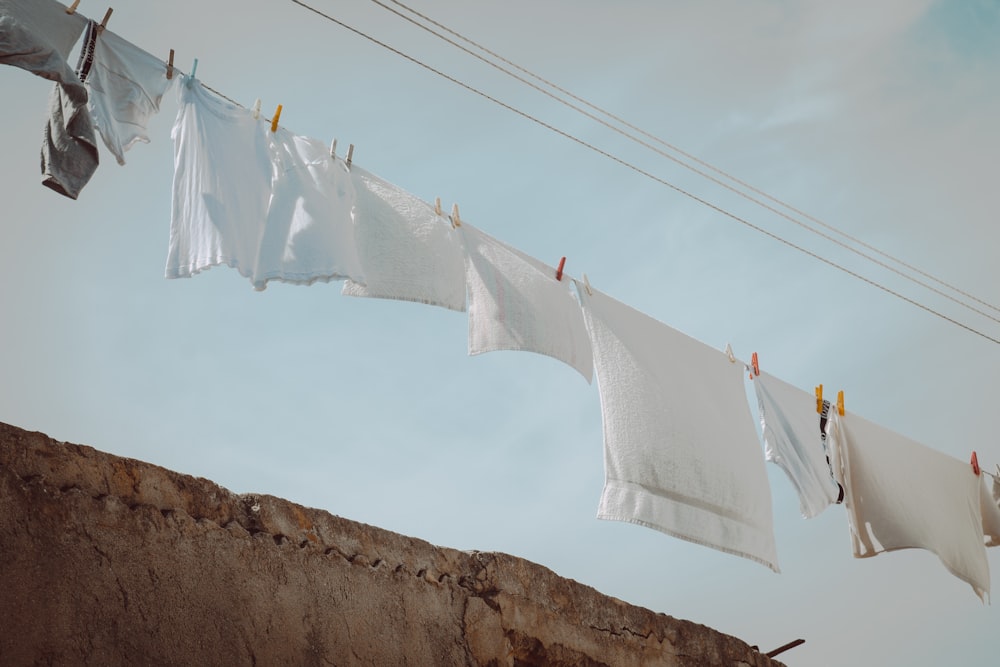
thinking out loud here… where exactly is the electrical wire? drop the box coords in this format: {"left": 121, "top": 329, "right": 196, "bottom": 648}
{"left": 372, "top": 0, "right": 1000, "bottom": 325}
{"left": 287, "top": 0, "right": 1000, "bottom": 346}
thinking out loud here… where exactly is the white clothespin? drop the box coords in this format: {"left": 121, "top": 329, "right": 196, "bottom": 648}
{"left": 330, "top": 138, "right": 338, "bottom": 158}
{"left": 582, "top": 273, "right": 593, "bottom": 296}
{"left": 346, "top": 144, "right": 354, "bottom": 168}
{"left": 725, "top": 343, "right": 736, "bottom": 364}
{"left": 251, "top": 99, "right": 261, "bottom": 120}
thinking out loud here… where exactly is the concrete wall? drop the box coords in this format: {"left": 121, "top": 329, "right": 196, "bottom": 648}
{"left": 0, "top": 422, "right": 784, "bottom": 666}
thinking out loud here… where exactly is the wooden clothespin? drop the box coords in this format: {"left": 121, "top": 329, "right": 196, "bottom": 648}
{"left": 66, "top": 0, "right": 81, "bottom": 15}
{"left": 836, "top": 390, "right": 845, "bottom": 416}
{"left": 749, "top": 352, "right": 760, "bottom": 379}
{"left": 434, "top": 197, "right": 443, "bottom": 217}
{"left": 450, "top": 203, "right": 462, "bottom": 228}
{"left": 815, "top": 384, "right": 824, "bottom": 414}
{"left": 166, "top": 49, "right": 175, "bottom": 80}
{"left": 346, "top": 143, "right": 354, "bottom": 168}
{"left": 555, "top": 257, "right": 566, "bottom": 281}
{"left": 971, "top": 451, "right": 981, "bottom": 476}
{"left": 270, "top": 104, "right": 283, "bottom": 133}
{"left": 725, "top": 343, "right": 736, "bottom": 364}
{"left": 97, "top": 7, "right": 113, "bottom": 33}
{"left": 329, "top": 138, "right": 337, "bottom": 158}
{"left": 582, "top": 273, "right": 593, "bottom": 296}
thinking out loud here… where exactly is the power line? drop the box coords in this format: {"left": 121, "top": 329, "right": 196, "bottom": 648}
{"left": 372, "top": 0, "right": 1000, "bottom": 325}
{"left": 288, "top": 0, "right": 1000, "bottom": 346}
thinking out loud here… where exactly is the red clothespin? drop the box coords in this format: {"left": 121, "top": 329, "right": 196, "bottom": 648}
{"left": 815, "top": 384, "right": 823, "bottom": 414}
{"left": 555, "top": 257, "right": 566, "bottom": 281}
{"left": 837, "top": 390, "right": 844, "bottom": 416}
{"left": 749, "top": 352, "right": 760, "bottom": 379}
{"left": 971, "top": 451, "right": 981, "bottom": 476}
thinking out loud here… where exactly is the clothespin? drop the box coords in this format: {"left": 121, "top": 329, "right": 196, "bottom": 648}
{"left": 346, "top": 144, "right": 354, "bottom": 168}
{"left": 270, "top": 104, "right": 283, "bottom": 133}
{"left": 749, "top": 352, "right": 760, "bottom": 379}
{"left": 186, "top": 58, "right": 198, "bottom": 87}
{"left": 815, "top": 384, "right": 824, "bottom": 414}
{"left": 582, "top": 273, "right": 593, "bottom": 296}
{"left": 66, "top": 0, "right": 81, "bottom": 14}
{"left": 329, "top": 138, "right": 337, "bottom": 159}
{"left": 166, "top": 49, "right": 175, "bottom": 80}
{"left": 724, "top": 343, "right": 736, "bottom": 364}
{"left": 434, "top": 197, "right": 443, "bottom": 217}
{"left": 836, "top": 390, "right": 845, "bottom": 416}
{"left": 971, "top": 451, "right": 981, "bottom": 476}
{"left": 251, "top": 99, "right": 261, "bottom": 120}
{"left": 450, "top": 203, "right": 462, "bottom": 228}
{"left": 98, "top": 7, "right": 113, "bottom": 33}
{"left": 555, "top": 257, "right": 566, "bottom": 281}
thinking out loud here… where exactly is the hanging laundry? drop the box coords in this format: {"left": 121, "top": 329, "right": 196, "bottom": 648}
{"left": 578, "top": 285, "right": 779, "bottom": 572}
{"left": 76, "top": 22, "right": 175, "bottom": 165}
{"left": 826, "top": 409, "right": 989, "bottom": 600}
{"left": 342, "top": 167, "right": 466, "bottom": 312}
{"left": 982, "top": 474, "right": 1000, "bottom": 547}
{"left": 253, "top": 130, "right": 365, "bottom": 290}
{"left": 166, "top": 77, "right": 271, "bottom": 281}
{"left": 40, "top": 78, "right": 99, "bottom": 199}
{"left": 458, "top": 224, "right": 593, "bottom": 382}
{"left": 0, "top": 0, "right": 87, "bottom": 86}
{"left": 753, "top": 371, "right": 843, "bottom": 518}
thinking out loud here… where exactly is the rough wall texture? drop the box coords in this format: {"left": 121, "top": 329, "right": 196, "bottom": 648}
{"left": 0, "top": 422, "right": 785, "bottom": 667}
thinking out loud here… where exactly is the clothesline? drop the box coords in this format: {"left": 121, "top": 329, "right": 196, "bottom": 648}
{"left": 4, "top": 0, "right": 1000, "bottom": 601}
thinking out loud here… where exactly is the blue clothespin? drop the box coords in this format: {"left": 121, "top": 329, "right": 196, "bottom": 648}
{"left": 186, "top": 58, "right": 198, "bottom": 87}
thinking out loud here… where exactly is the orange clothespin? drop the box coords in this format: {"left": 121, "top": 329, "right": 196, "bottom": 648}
{"left": 98, "top": 7, "right": 113, "bottom": 33}
{"left": 555, "top": 257, "right": 566, "bottom": 281}
{"left": 971, "top": 451, "right": 981, "bottom": 476}
{"left": 66, "top": 0, "right": 81, "bottom": 14}
{"left": 815, "top": 384, "right": 823, "bottom": 414}
{"left": 837, "top": 390, "right": 844, "bottom": 416}
{"left": 166, "top": 49, "right": 175, "bottom": 80}
{"left": 750, "top": 352, "right": 760, "bottom": 379}
{"left": 270, "top": 104, "right": 283, "bottom": 133}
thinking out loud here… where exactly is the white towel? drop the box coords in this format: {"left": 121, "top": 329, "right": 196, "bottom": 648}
{"left": 166, "top": 78, "right": 271, "bottom": 281}
{"left": 982, "top": 475, "right": 1000, "bottom": 548}
{"left": 459, "top": 224, "right": 592, "bottom": 382}
{"left": 578, "top": 285, "right": 779, "bottom": 572}
{"left": 753, "top": 371, "right": 842, "bottom": 518}
{"left": 826, "top": 409, "right": 989, "bottom": 600}
{"left": 252, "top": 130, "right": 364, "bottom": 290}
{"left": 342, "top": 166, "right": 466, "bottom": 312}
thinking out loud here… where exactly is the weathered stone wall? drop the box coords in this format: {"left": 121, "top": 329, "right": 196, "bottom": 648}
{"left": 0, "top": 422, "right": 784, "bottom": 666}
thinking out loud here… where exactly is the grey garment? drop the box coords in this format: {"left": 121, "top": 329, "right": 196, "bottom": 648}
{"left": 0, "top": 0, "right": 87, "bottom": 90}
{"left": 41, "top": 81, "right": 98, "bottom": 200}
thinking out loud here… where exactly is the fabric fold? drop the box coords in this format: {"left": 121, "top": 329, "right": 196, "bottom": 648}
{"left": 0, "top": 0, "right": 87, "bottom": 87}
{"left": 459, "top": 224, "right": 593, "bottom": 382}
{"left": 826, "top": 409, "right": 990, "bottom": 600}
{"left": 753, "top": 371, "right": 843, "bottom": 518}
{"left": 579, "top": 285, "right": 779, "bottom": 571}
{"left": 342, "top": 167, "right": 466, "bottom": 312}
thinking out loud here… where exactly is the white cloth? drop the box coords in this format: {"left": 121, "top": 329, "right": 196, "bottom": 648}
{"left": 826, "top": 410, "right": 990, "bottom": 600}
{"left": 342, "top": 166, "right": 466, "bottom": 312}
{"left": 753, "top": 371, "right": 842, "bottom": 518}
{"left": 166, "top": 77, "right": 271, "bottom": 281}
{"left": 80, "top": 26, "right": 174, "bottom": 165}
{"left": 459, "top": 224, "right": 592, "bottom": 382}
{"left": 982, "top": 475, "right": 1000, "bottom": 548}
{"left": 252, "top": 130, "right": 365, "bottom": 290}
{"left": 578, "top": 285, "right": 779, "bottom": 571}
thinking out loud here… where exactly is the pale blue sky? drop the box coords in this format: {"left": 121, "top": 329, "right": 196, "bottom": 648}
{"left": 2, "top": 1, "right": 999, "bottom": 664}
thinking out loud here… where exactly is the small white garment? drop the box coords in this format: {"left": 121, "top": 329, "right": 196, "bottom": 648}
{"left": 342, "top": 166, "right": 466, "bottom": 312}
{"left": 252, "top": 130, "right": 364, "bottom": 290}
{"left": 80, "top": 26, "right": 175, "bottom": 165}
{"left": 826, "top": 409, "right": 989, "bottom": 600}
{"left": 459, "top": 224, "right": 593, "bottom": 382}
{"left": 166, "top": 77, "right": 271, "bottom": 281}
{"left": 578, "top": 285, "right": 779, "bottom": 572}
{"left": 982, "top": 475, "right": 1000, "bottom": 547}
{"left": 753, "top": 371, "right": 842, "bottom": 518}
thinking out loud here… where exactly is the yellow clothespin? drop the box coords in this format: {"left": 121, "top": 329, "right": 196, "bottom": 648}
{"left": 434, "top": 197, "right": 443, "bottom": 217}
{"left": 837, "top": 390, "right": 844, "bottom": 416}
{"left": 166, "top": 49, "right": 175, "bottom": 80}
{"left": 66, "top": 0, "right": 81, "bottom": 15}
{"left": 450, "top": 203, "right": 462, "bottom": 228}
{"left": 98, "top": 7, "right": 113, "bottom": 33}
{"left": 346, "top": 144, "right": 354, "bottom": 168}
{"left": 815, "top": 384, "right": 823, "bottom": 414}
{"left": 270, "top": 104, "right": 283, "bottom": 133}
